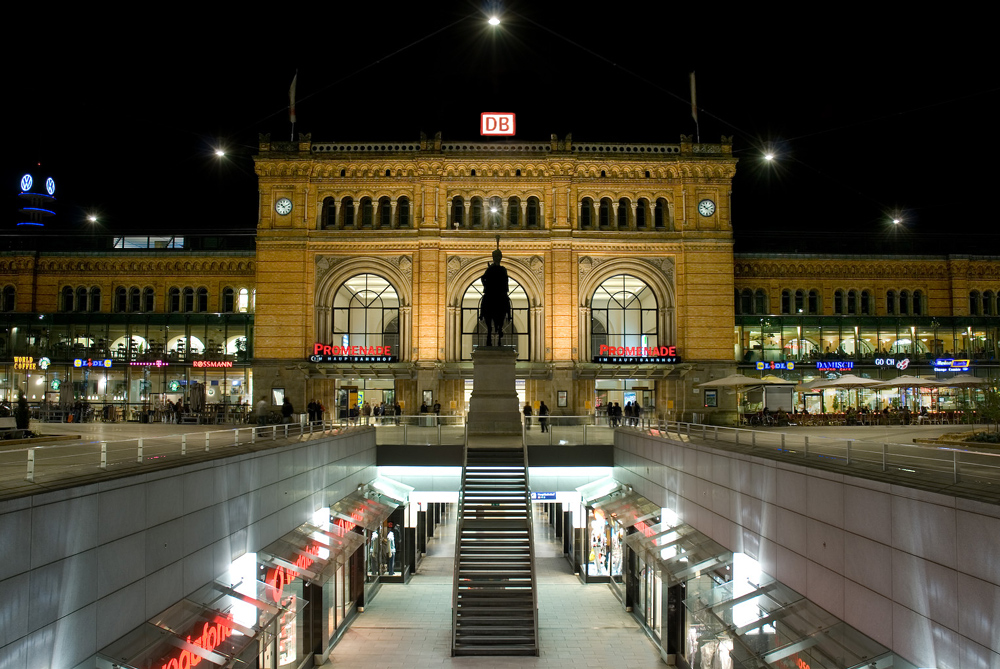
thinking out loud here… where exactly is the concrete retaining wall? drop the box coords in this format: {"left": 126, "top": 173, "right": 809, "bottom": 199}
{"left": 0, "top": 430, "right": 376, "bottom": 669}
{"left": 614, "top": 431, "right": 1000, "bottom": 669}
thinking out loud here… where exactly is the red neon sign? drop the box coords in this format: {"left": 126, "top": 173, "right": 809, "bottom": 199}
{"left": 193, "top": 360, "right": 234, "bottom": 368}
{"left": 159, "top": 614, "right": 233, "bottom": 669}
{"left": 633, "top": 520, "right": 656, "bottom": 538}
{"left": 598, "top": 345, "right": 676, "bottom": 357}
{"left": 265, "top": 543, "right": 321, "bottom": 603}
{"left": 481, "top": 112, "right": 516, "bottom": 136}
{"left": 313, "top": 343, "right": 392, "bottom": 357}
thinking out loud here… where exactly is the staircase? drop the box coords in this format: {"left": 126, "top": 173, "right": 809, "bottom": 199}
{"left": 452, "top": 444, "right": 539, "bottom": 656}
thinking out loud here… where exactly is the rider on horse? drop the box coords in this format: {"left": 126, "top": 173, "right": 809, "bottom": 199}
{"left": 479, "top": 239, "right": 513, "bottom": 346}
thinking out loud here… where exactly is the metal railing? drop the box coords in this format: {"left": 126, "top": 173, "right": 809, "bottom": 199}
{"left": 5, "top": 420, "right": 361, "bottom": 485}
{"left": 638, "top": 421, "right": 1000, "bottom": 488}
{"left": 371, "top": 414, "right": 618, "bottom": 447}
{"left": 451, "top": 432, "right": 470, "bottom": 653}
{"left": 522, "top": 431, "right": 540, "bottom": 655}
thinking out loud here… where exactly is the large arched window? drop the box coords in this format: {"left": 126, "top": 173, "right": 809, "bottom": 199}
{"left": 76, "top": 286, "right": 87, "bottom": 313}
{"left": 2, "top": 286, "right": 15, "bottom": 312}
{"left": 222, "top": 287, "right": 235, "bottom": 313}
{"left": 142, "top": 287, "right": 154, "bottom": 312}
{"left": 471, "top": 197, "right": 484, "bottom": 228}
{"left": 331, "top": 274, "right": 400, "bottom": 353}
{"left": 196, "top": 287, "right": 208, "bottom": 313}
{"left": 636, "top": 198, "right": 649, "bottom": 229}
{"left": 526, "top": 197, "right": 540, "bottom": 228}
{"left": 507, "top": 197, "right": 520, "bottom": 228}
{"left": 114, "top": 286, "right": 127, "bottom": 313}
{"left": 378, "top": 197, "right": 391, "bottom": 228}
{"left": 599, "top": 198, "right": 612, "bottom": 228}
{"left": 397, "top": 196, "right": 410, "bottom": 228}
{"left": 321, "top": 197, "right": 336, "bottom": 230}
{"left": 452, "top": 197, "right": 465, "bottom": 228}
{"left": 654, "top": 198, "right": 668, "bottom": 229}
{"left": 617, "top": 198, "right": 630, "bottom": 228}
{"left": 340, "top": 197, "right": 355, "bottom": 228}
{"left": 461, "top": 276, "right": 530, "bottom": 360}
{"left": 590, "top": 274, "right": 658, "bottom": 356}
{"left": 129, "top": 287, "right": 141, "bottom": 313}
{"left": 90, "top": 287, "right": 101, "bottom": 313}
{"left": 63, "top": 286, "right": 76, "bottom": 312}
{"left": 238, "top": 288, "right": 250, "bottom": 313}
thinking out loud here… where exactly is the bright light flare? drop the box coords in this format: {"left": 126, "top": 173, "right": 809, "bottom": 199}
{"left": 490, "top": 207, "right": 498, "bottom": 213}
{"left": 87, "top": 214, "right": 98, "bottom": 223}
{"left": 488, "top": 16, "right": 500, "bottom": 26}
{"left": 215, "top": 149, "right": 226, "bottom": 157}
{"left": 892, "top": 218, "right": 901, "bottom": 225}
{"left": 764, "top": 153, "right": 774, "bottom": 161}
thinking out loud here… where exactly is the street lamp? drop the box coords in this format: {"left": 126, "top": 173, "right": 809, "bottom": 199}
{"left": 488, "top": 16, "right": 500, "bottom": 26}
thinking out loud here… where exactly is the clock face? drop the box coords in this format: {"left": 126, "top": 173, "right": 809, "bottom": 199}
{"left": 275, "top": 197, "right": 293, "bottom": 216}
{"left": 698, "top": 199, "right": 716, "bottom": 217}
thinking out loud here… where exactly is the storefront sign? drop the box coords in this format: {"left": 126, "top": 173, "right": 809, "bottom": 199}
{"left": 874, "top": 357, "right": 909, "bottom": 370}
{"left": 333, "top": 509, "right": 366, "bottom": 532}
{"left": 13, "top": 356, "right": 35, "bottom": 371}
{"left": 592, "top": 345, "right": 680, "bottom": 364}
{"left": 38, "top": 356, "right": 51, "bottom": 370}
{"left": 193, "top": 360, "right": 234, "bottom": 368}
{"left": 530, "top": 492, "right": 556, "bottom": 501}
{"left": 74, "top": 358, "right": 112, "bottom": 368}
{"left": 756, "top": 361, "right": 795, "bottom": 370}
{"left": 265, "top": 543, "right": 321, "bottom": 603}
{"left": 310, "top": 342, "right": 397, "bottom": 363}
{"left": 934, "top": 358, "right": 970, "bottom": 372}
{"left": 157, "top": 614, "right": 233, "bottom": 669}
{"left": 130, "top": 360, "right": 170, "bottom": 367}
{"left": 481, "top": 112, "right": 515, "bottom": 136}
{"left": 815, "top": 361, "right": 853, "bottom": 371}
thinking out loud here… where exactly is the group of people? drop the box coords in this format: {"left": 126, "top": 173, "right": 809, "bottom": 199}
{"left": 363, "top": 400, "right": 402, "bottom": 424}
{"left": 522, "top": 401, "right": 550, "bottom": 432}
{"left": 606, "top": 401, "right": 642, "bottom": 427}
{"left": 306, "top": 399, "right": 325, "bottom": 422}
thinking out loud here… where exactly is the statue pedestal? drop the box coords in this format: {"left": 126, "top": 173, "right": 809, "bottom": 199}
{"left": 467, "top": 347, "right": 522, "bottom": 437}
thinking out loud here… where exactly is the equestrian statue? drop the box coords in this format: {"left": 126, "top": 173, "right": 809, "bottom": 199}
{"left": 478, "top": 237, "right": 513, "bottom": 346}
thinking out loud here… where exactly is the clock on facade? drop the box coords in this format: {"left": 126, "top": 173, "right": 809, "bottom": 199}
{"left": 275, "top": 198, "right": 293, "bottom": 215}
{"left": 698, "top": 199, "right": 716, "bottom": 217}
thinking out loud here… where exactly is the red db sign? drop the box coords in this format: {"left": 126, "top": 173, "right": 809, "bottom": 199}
{"left": 481, "top": 112, "right": 515, "bottom": 136}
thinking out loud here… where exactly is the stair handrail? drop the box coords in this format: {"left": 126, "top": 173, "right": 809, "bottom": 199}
{"left": 451, "top": 434, "right": 469, "bottom": 654}
{"left": 522, "top": 430, "right": 540, "bottom": 655}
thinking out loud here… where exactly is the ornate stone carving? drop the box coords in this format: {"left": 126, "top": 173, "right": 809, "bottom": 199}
{"left": 529, "top": 256, "right": 544, "bottom": 287}
{"left": 642, "top": 257, "right": 674, "bottom": 282}
{"left": 578, "top": 255, "right": 674, "bottom": 284}
{"left": 396, "top": 255, "right": 412, "bottom": 283}
{"left": 315, "top": 255, "right": 351, "bottom": 288}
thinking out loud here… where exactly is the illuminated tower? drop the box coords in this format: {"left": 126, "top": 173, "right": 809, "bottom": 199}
{"left": 17, "top": 168, "right": 56, "bottom": 227}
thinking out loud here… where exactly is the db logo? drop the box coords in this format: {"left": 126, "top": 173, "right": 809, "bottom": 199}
{"left": 481, "top": 112, "right": 516, "bottom": 136}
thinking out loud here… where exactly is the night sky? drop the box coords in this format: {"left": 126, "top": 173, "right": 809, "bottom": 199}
{"left": 7, "top": 3, "right": 998, "bottom": 253}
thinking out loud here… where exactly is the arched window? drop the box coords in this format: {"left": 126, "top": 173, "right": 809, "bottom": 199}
{"left": 794, "top": 289, "right": 805, "bottom": 314}
{"left": 470, "top": 197, "right": 484, "bottom": 228}
{"left": 222, "top": 287, "right": 235, "bottom": 313}
{"left": 754, "top": 289, "right": 768, "bottom": 315}
{"left": 341, "top": 197, "right": 355, "bottom": 228}
{"left": 321, "top": 197, "right": 336, "bottom": 230}
{"left": 142, "top": 287, "right": 154, "bottom": 313}
{"left": 331, "top": 274, "right": 400, "bottom": 353}
{"left": 913, "top": 290, "right": 924, "bottom": 316}
{"left": 654, "top": 199, "right": 668, "bottom": 229}
{"left": 599, "top": 198, "right": 612, "bottom": 228}
{"left": 129, "top": 287, "right": 141, "bottom": 313}
{"left": 114, "top": 286, "right": 127, "bottom": 313}
{"left": 397, "top": 196, "right": 410, "bottom": 227}
{"left": 636, "top": 199, "right": 649, "bottom": 229}
{"left": 76, "top": 286, "right": 87, "bottom": 313}
{"left": 526, "top": 197, "right": 540, "bottom": 228}
{"left": 2, "top": 286, "right": 15, "bottom": 312}
{"left": 899, "top": 290, "right": 910, "bottom": 315}
{"left": 462, "top": 275, "right": 530, "bottom": 360}
{"left": 196, "top": 287, "right": 208, "bottom": 313}
{"left": 183, "top": 287, "right": 195, "bottom": 313}
{"left": 378, "top": 197, "right": 391, "bottom": 228}
{"left": 740, "top": 289, "right": 752, "bottom": 315}
{"left": 834, "top": 290, "right": 845, "bottom": 315}
{"left": 360, "top": 198, "right": 373, "bottom": 228}
{"left": 861, "top": 290, "right": 872, "bottom": 315}
{"left": 168, "top": 287, "right": 181, "bottom": 313}
{"left": 848, "top": 290, "right": 858, "bottom": 315}
{"left": 781, "top": 289, "right": 791, "bottom": 315}
{"left": 62, "top": 286, "right": 76, "bottom": 312}
{"left": 617, "top": 198, "right": 630, "bottom": 228}
{"left": 590, "top": 274, "right": 658, "bottom": 358}
{"left": 507, "top": 197, "right": 520, "bottom": 228}
{"left": 887, "top": 290, "right": 897, "bottom": 315}
{"left": 452, "top": 197, "right": 465, "bottom": 228}
{"left": 89, "top": 287, "right": 101, "bottom": 313}
{"left": 969, "top": 290, "right": 980, "bottom": 315}
{"left": 580, "top": 198, "right": 593, "bottom": 229}
{"left": 982, "top": 290, "right": 993, "bottom": 316}
{"left": 809, "top": 290, "right": 820, "bottom": 315}
{"left": 238, "top": 288, "right": 250, "bottom": 313}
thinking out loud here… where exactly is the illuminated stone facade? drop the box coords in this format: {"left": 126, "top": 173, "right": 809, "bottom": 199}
{"left": 252, "top": 133, "right": 738, "bottom": 417}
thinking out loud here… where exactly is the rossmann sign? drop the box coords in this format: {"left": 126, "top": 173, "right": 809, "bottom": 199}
{"left": 310, "top": 343, "right": 397, "bottom": 363}
{"left": 592, "top": 345, "right": 681, "bottom": 364}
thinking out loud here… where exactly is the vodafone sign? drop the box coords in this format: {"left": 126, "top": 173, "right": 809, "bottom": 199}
{"left": 481, "top": 112, "right": 515, "bottom": 136}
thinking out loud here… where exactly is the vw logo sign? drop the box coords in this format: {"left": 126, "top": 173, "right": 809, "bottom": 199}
{"left": 46, "top": 177, "right": 55, "bottom": 195}
{"left": 20, "top": 174, "right": 32, "bottom": 192}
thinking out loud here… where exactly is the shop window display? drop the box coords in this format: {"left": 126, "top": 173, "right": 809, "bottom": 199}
{"left": 586, "top": 508, "right": 624, "bottom": 578}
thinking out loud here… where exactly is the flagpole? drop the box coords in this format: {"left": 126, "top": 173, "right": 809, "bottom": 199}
{"left": 689, "top": 71, "right": 700, "bottom": 144}
{"left": 289, "top": 70, "right": 298, "bottom": 141}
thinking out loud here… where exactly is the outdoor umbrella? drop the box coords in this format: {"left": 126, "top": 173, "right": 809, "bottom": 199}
{"left": 698, "top": 374, "right": 771, "bottom": 424}
{"left": 939, "top": 374, "right": 987, "bottom": 421}
{"left": 810, "top": 374, "right": 881, "bottom": 412}
{"left": 873, "top": 375, "right": 942, "bottom": 412}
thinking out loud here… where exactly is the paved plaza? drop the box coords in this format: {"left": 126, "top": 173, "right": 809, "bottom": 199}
{"left": 320, "top": 507, "right": 666, "bottom": 669}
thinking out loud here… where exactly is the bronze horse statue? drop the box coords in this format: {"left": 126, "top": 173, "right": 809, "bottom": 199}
{"left": 478, "top": 246, "right": 513, "bottom": 346}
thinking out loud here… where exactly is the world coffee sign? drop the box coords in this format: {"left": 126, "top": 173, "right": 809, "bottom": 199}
{"left": 592, "top": 344, "right": 681, "bottom": 364}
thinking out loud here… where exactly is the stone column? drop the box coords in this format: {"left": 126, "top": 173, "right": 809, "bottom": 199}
{"left": 390, "top": 200, "right": 397, "bottom": 229}
{"left": 579, "top": 306, "right": 591, "bottom": 360}
{"left": 463, "top": 200, "right": 471, "bottom": 228}
{"left": 400, "top": 306, "right": 412, "bottom": 361}
{"left": 520, "top": 201, "right": 527, "bottom": 228}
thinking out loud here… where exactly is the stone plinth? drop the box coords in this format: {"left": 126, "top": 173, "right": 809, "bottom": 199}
{"left": 467, "top": 347, "right": 522, "bottom": 436}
